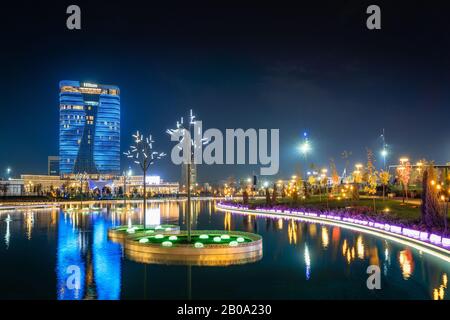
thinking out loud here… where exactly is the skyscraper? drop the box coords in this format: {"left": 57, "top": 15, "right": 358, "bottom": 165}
{"left": 181, "top": 162, "right": 196, "bottom": 191}
{"left": 48, "top": 156, "right": 60, "bottom": 176}
{"left": 59, "top": 80, "right": 120, "bottom": 175}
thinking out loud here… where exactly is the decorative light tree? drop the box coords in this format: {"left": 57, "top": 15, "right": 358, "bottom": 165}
{"left": 124, "top": 131, "right": 165, "bottom": 229}
{"left": 167, "top": 110, "right": 209, "bottom": 242}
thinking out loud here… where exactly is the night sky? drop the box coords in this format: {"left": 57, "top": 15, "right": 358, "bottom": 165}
{"left": 1, "top": 1, "right": 450, "bottom": 183}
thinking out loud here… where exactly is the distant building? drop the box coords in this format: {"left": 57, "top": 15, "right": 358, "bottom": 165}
{"left": 116, "top": 175, "right": 179, "bottom": 195}
{"left": 5, "top": 174, "right": 179, "bottom": 196}
{"left": 48, "top": 156, "right": 60, "bottom": 176}
{"left": 59, "top": 80, "right": 120, "bottom": 175}
{"left": 0, "top": 179, "right": 24, "bottom": 196}
{"left": 181, "top": 163, "right": 197, "bottom": 192}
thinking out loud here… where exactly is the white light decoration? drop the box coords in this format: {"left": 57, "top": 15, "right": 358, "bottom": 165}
{"left": 145, "top": 175, "right": 161, "bottom": 185}
{"left": 229, "top": 241, "right": 238, "bottom": 247}
{"left": 236, "top": 237, "right": 245, "bottom": 243}
{"left": 126, "top": 228, "right": 136, "bottom": 234}
{"left": 139, "top": 238, "right": 149, "bottom": 243}
{"left": 194, "top": 242, "right": 204, "bottom": 248}
{"left": 199, "top": 234, "right": 209, "bottom": 239}
{"left": 165, "top": 227, "right": 172, "bottom": 231}
{"left": 155, "top": 234, "right": 164, "bottom": 239}
{"left": 220, "top": 234, "right": 230, "bottom": 240}
{"left": 169, "top": 236, "right": 178, "bottom": 241}
{"left": 162, "top": 241, "right": 173, "bottom": 247}
{"left": 146, "top": 207, "right": 161, "bottom": 228}
{"left": 124, "top": 130, "right": 166, "bottom": 229}
{"left": 213, "top": 237, "right": 221, "bottom": 242}
{"left": 166, "top": 110, "right": 210, "bottom": 243}
{"left": 145, "top": 230, "right": 155, "bottom": 233}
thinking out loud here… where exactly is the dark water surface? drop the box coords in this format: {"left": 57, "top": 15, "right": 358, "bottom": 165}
{"left": 0, "top": 200, "right": 448, "bottom": 300}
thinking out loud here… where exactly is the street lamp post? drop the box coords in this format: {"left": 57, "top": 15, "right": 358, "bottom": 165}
{"left": 124, "top": 131, "right": 165, "bottom": 230}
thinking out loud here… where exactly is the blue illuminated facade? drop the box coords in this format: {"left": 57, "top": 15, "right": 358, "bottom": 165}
{"left": 59, "top": 80, "right": 120, "bottom": 175}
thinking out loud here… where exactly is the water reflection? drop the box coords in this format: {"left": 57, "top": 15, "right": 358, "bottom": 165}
{"left": 4, "top": 214, "right": 11, "bottom": 249}
{"left": 0, "top": 201, "right": 449, "bottom": 299}
{"left": 56, "top": 211, "right": 121, "bottom": 300}
{"left": 321, "top": 227, "right": 329, "bottom": 249}
{"left": 304, "top": 244, "right": 311, "bottom": 280}
{"left": 398, "top": 249, "right": 414, "bottom": 280}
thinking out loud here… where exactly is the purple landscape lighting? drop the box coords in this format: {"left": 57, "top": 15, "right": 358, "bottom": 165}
{"left": 217, "top": 202, "right": 450, "bottom": 258}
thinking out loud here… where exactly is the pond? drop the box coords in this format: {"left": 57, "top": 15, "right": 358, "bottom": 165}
{"left": 0, "top": 200, "right": 448, "bottom": 299}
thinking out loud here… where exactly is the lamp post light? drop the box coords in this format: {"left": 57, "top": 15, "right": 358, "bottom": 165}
{"left": 124, "top": 131, "right": 165, "bottom": 230}
{"left": 381, "top": 149, "right": 388, "bottom": 169}
{"left": 6, "top": 167, "right": 11, "bottom": 179}
{"left": 167, "top": 110, "right": 209, "bottom": 242}
{"left": 380, "top": 129, "right": 388, "bottom": 170}
{"left": 299, "top": 132, "right": 311, "bottom": 178}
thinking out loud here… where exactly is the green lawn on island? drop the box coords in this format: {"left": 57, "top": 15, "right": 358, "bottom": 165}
{"left": 244, "top": 196, "right": 450, "bottom": 223}
{"left": 134, "top": 233, "right": 253, "bottom": 245}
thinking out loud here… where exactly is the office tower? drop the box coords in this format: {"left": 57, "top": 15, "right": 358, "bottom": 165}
{"left": 59, "top": 80, "right": 120, "bottom": 175}
{"left": 48, "top": 156, "right": 60, "bottom": 176}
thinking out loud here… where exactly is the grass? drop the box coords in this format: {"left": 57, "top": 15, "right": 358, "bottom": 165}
{"left": 133, "top": 233, "right": 253, "bottom": 245}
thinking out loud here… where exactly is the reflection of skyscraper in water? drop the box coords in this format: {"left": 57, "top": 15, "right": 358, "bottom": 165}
{"left": 56, "top": 212, "right": 121, "bottom": 300}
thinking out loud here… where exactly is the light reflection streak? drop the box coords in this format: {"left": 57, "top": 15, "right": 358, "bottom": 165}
{"left": 399, "top": 249, "right": 414, "bottom": 280}
{"left": 4, "top": 214, "right": 11, "bottom": 249}
{"left": 304, "top": 244, "right": 311, "bottom": 280}
{"left": 321, "top": 226, "right": 329, "bottom": 249}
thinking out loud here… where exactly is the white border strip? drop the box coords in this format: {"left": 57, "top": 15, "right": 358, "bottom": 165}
{"left": 216, "top": 203, "right": 450, "bottom": 263}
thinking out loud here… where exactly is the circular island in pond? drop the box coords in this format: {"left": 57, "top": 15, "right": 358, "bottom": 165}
{"left": 123, "top": 230, "right": 263, "bottom": 266}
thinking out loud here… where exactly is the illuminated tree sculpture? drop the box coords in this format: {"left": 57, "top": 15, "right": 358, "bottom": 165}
{"left": 124, "top": 131, "right": 165, "bottom": 229}
{"left": 167, "top": 110, "right": 209, "bottom": 242}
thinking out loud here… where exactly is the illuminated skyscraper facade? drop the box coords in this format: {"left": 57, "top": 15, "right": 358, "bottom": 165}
{"left": 59, "top": 80, "right": 120, "bottom": 175}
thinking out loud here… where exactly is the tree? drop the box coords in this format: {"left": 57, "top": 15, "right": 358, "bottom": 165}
{"left": 292, "top": 186, "right": 299, "bottom": 203}
{"left": 242, "top": 190, "right": 249, "bottom": 205}
{"left": 330, "top": 158, "right": 340, "bottom": 194}
{"left": 124, "top": 130, "right": 165, "bottom": 229}
{"left": 308, "top": 175, "right": 317, "bottom": 195}
{"left": 379, "top": 169, "right": 391, "bottom": 201}
{"left": 364, "top": 149, "right": 378, "bottom": 211}
{"left": 421, "top": 163, "right": 444, "bottom": 230}
{"left": 281, "top": 184, "right": 286, "bottom": 198}
{"left": 352, "top": 168, "right": 362, "bottom": 200}
{"left": 265, "top": 188, "right": 271, "bottom": 206}
{"left": 271, "top": 183, "right": 278, "bottom": 205}
{"left": 397, "top": 159, "right": 412, "bottom": 203}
